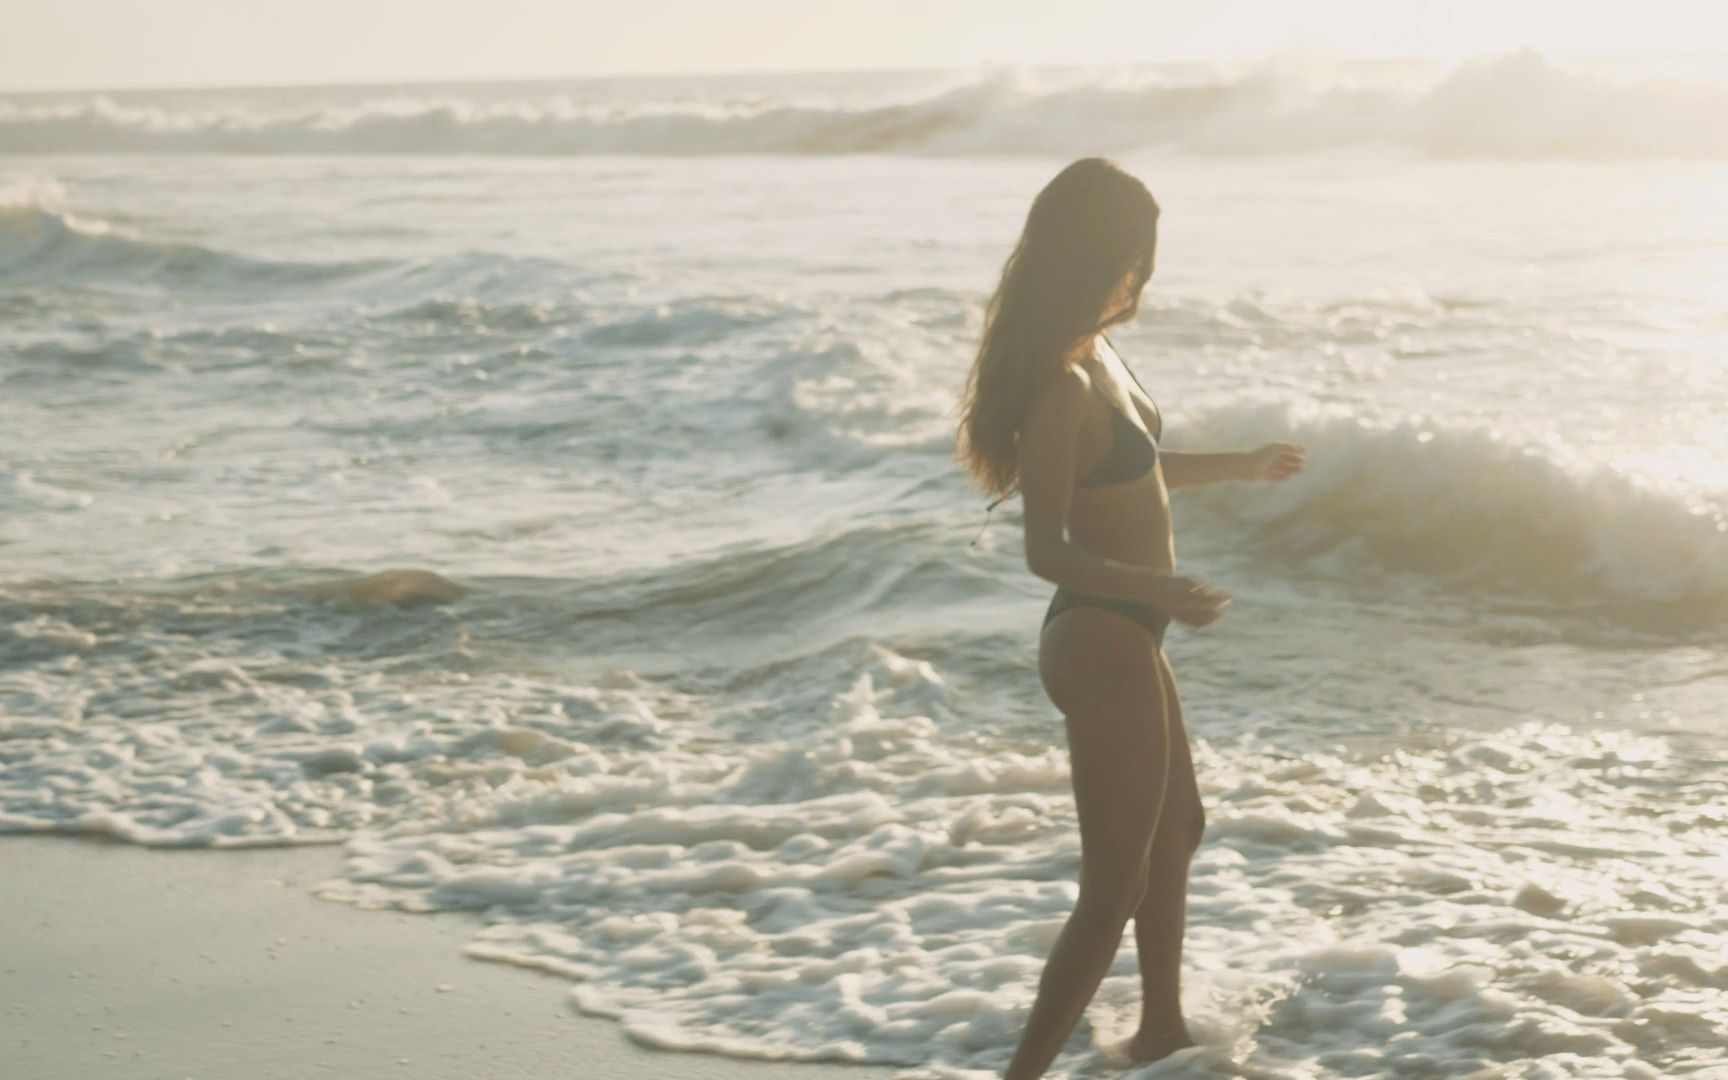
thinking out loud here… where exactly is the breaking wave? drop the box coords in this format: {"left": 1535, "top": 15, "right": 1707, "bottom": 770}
{"left": 1177, "top": 401, "right": 1728, "bottom": 628}
{"left": 3, "top": 52, "right": 1726, "bottom": 159}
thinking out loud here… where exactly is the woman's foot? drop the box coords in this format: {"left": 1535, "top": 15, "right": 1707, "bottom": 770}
{"left": 1125, "top": 1023, "right": 1195, "bottom": 1064}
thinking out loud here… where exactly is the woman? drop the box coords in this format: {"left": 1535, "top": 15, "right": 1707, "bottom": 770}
{"left": 955, "top": 157, "right": 1306, "bottom": 1079}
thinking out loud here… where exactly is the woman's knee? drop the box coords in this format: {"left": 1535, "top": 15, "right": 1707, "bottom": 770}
{"left": 1079, "top": 865, "right": 1152, "bottom": 924}
{"left": 1154, "top": 797, "right": 1205, "bottom": 857}
{"left": 1185, "top": 800, "right": 1206, "bottom": 853}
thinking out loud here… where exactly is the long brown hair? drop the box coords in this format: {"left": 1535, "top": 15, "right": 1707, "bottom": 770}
{"left": 955, "top": 157, "right": 1160, "bottom": 500}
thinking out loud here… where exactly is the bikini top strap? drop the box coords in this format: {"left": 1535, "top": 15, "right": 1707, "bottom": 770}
{"left": 1102, "top": 333, "right": 1161, "bottom": 440}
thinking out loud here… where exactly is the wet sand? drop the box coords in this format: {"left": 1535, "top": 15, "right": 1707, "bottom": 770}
{"left": 0, "top": 836, "right": 901, "bottom": 1080}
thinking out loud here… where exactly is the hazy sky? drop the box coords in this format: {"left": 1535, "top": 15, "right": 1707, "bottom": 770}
{"left": 2, "top": 0, "right": 1724, "bottom": 91}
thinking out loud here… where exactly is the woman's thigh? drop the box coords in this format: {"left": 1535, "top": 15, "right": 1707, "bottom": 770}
{"left": 1039, "top": 608, "right": 1173, "bottom": 889}
{"left": 1153, "top": 651, "right": 1204, "bottom": 850}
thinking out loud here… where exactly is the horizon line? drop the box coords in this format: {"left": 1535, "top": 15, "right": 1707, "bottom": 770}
{"left": 3, "top": 46, "right": 1725, "bottom": 98}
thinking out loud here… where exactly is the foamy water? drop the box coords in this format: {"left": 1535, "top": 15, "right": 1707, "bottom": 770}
{"left": 2, "top": 54, "right": 1726, "bottom": 1079}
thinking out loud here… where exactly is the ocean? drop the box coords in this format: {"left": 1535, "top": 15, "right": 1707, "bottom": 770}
{"left": 2, "top": 51, "right": 1725, "bottom": 1078}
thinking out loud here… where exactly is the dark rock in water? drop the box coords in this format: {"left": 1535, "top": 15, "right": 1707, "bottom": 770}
{"left": 298, "top": 747, "right": 367, "bottom": 776}
{"left": 307, "top": 569, "right": 467, "bottom": 607}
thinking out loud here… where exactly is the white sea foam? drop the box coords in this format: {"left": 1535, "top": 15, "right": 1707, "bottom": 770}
{"left": 5, "top": 592, "right": 1721, "bottom": 1075}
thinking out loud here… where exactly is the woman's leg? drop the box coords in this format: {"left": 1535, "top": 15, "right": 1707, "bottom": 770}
{"left": 1128, "top": 650, "right": 1204, "bottom": 1061}
{"left": 1005, "top": 611, "right": 1172, "bottom": 1080}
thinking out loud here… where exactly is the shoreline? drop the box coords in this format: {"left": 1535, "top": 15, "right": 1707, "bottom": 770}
{"left": 0, "top": 836, "right": 901, "bottom": 1080}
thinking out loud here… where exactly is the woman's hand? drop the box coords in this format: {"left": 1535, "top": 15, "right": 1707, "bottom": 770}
{"left": 1246, "top": 442, "right": 1307, "bottom": 482}
{"left": 1148, "top": 574, "right": 1232, "bottom": 628}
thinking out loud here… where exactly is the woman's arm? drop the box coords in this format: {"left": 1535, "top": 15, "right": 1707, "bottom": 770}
{"left": 1121, "top": 361, "right": 1305, "bottom": 490}
{"left": 1019, "top": 362, "right": 1230, "bottom": 626}
{"left": 1161, "top": 443, "right": 1306, "bottom": 490}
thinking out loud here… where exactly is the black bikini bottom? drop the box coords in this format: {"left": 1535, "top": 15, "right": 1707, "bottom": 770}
{"left": 1042, "top": 586, "right": 1169, "bottom": 643}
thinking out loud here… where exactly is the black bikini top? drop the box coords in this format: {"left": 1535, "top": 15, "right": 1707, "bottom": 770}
{"left": 969, "top": 335, "right": 1159, "bottom": 547}
{"left": 1076, "top": 335, "right": 1160, "bottom": 489}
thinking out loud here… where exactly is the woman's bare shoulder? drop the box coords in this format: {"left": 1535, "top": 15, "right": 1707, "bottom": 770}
{"left": 1024, "top": 350, "right": 1094, "bottom": 436}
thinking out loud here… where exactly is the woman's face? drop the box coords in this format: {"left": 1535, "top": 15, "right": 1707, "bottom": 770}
{"left": 1103, "top": 251, "right": 1154, "bottom": 322}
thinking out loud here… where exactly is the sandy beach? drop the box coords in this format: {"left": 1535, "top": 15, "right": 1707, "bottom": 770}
{"left": 0, "top": 837, "right": 900, "bottom": 1080}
